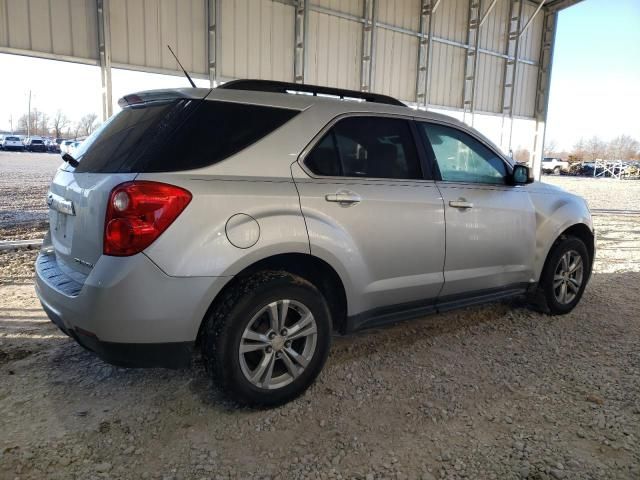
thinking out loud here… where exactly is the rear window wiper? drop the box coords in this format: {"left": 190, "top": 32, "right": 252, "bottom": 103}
{"left": 62, "top": 153, "right": 79, "bottom": 168}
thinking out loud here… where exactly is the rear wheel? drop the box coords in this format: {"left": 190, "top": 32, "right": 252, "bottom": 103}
{"left": 201, "top": 271, "right": 332, "bottom": 407}
{"left": 537, "top": 236, "right": 590, "bottom": 315}
{"left": 553, "top": 166, "right": 561, "bottom": 175}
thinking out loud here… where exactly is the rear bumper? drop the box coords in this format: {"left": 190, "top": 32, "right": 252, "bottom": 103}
{"left": 40, "top": 300, "right": 192, "bottom": 368}
{"left": 35, "top": 248, "right": 227, "bottom": 368}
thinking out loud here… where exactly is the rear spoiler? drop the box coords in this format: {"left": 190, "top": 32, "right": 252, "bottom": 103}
{"left": 117, "top": 88, "right": 211, "bottom": 108}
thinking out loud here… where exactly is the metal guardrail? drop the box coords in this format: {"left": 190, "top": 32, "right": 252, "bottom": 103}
{"left": 0, "top": 239, "right": 43, "bottom": 251}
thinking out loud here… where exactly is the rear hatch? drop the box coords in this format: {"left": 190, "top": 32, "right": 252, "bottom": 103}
{"left": 47, "top": 88, "right": 211, "bottom": 278}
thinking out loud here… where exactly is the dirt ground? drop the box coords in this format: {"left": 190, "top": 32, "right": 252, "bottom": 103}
{"left": 1, "top": 153, "right": 639, "bottom": 480}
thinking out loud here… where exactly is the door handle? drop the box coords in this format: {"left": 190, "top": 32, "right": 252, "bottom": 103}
{"left": 325, "top": 191, "right": 361, "bottom": 205}
{"left": 449, "top": 200, "right": 473, "bottom": 209}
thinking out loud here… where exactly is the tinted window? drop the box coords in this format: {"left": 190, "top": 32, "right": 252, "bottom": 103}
{"left": 305, "top": 116, "right": 421, "bottom": 179}
{"left": 420, "top": 123, "right": 506, "bottom": 184}
{"left": 74, "top": 100, "right": 298, "bottom": 173}
{"left": 6, "top": 137, "right": 19, "bottom": 141}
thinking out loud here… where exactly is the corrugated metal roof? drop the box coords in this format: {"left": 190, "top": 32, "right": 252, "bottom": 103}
{"left": 109, "top": 0, "right": 207, "bottom": 75}
{"left": 0, "top": 0, "right": 97, "bottom": 60}
{"left": 377, "top": 0, "right": 420, "bottom": 30}
{"left": 307, "top": 10, "right": 362, "bottom": 91}
{"left": 475, "top": 53, "right": 504, "bottom": 113}
{"left": 313, "top": 0, "right": 364, "bottom": 17}
{"left": 373, "top": 27, "right": 418, "bottom": 101}
{"left": 219, "top": 0, "right": 294, "bottom": 81}
{"left": 430, "top": 43, "right": 466, "bottom": 109}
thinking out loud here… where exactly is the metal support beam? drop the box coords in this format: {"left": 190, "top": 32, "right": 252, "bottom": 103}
{"left": 544, "top": 0, "right": 582, "bottom": 14}
{"left": 462, "top": 0, "right": 482, "bottom": 124}
{"left": 96, "top": 0, "right": 112, "bottom": 120}
{"left": 531, "top": 9, "right": 557, "bottom": 178}
{"left": 479, "top": 0, "right": 497, "bottom": 27}
{"left": 415, "top": 0, "right": 436, "bottom": 107}
{"left": 519, "top": 0, "right": 545, "bottom": 38}
{"left": 360, "top": 0, "right": 377, "bottom": 92}
{"left": 500, "top": 0, "right": 523, "bottom": 153}
{"left": 206, "top": 0, "right": 220, "bottom": 86}
{"left": 294, "top": 0, "right": 309, "bottom": 83}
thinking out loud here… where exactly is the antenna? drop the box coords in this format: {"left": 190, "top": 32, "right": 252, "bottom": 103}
{"left": 167, "top": 45, "right": 196, "bottom": 88}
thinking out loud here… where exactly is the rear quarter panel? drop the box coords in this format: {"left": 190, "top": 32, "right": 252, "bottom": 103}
{"left": 140, "top": 173, "right": 310, "bottom": 278}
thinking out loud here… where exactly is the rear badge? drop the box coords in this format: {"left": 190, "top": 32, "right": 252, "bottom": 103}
{"left": 47, "top": 192, "right": 75, "bottom": 216}
{"left": 73, "top": 258, "right": 94, "bottom": 269}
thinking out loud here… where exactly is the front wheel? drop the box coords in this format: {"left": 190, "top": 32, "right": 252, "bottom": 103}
{"left": 201, "top": 271, "right": 332, "bottom": 407}
{"left": 553, "top": 166, "right": 561, "bottom": 175}
{"left": 537, "top": 236, "right": 590, "bottom": 315}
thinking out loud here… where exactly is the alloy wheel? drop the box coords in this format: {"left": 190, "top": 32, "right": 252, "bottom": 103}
{"left": 553, "top": 250, "right": 584, "bottom": 304}
{"left": 239, "top": 299, "right": 317, "bottom": 390}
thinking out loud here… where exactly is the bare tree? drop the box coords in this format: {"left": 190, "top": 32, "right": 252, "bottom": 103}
{"left": 16, "top": 114, "right": 28, "bottom": 134}
{"left": 72, "top": 121, "right": 82, "bottom": 140}
{"left": 40, "top": 113, "right": 50, "bottom": 137}
{"left": 514, "top": 148, "right": 531, "bottom": 164}
{"left": 51, "top": 110, "right": 70, "bottom": 139}
{"left": 583, "top": 136, "right": 607, "bottom": 161}
{"left": 607, "top": 134, "right": 640, "bottom": 161}
{"left": 543, "top": 138, "right": 558, "bottom": 157}
{"left": 78, "top": 113, "right": 99, "bottom": 137}
{"left": 571, "top": 138, "right": 586, "bottom": 161}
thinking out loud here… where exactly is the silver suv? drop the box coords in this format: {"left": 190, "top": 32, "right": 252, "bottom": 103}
{"left": 36, "top": 80, "right": 594, "bottom": 406}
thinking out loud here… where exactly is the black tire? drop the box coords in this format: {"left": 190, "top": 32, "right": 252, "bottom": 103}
{"left": 553, "top": 166, "right": 561, "bottom": 175}
{"left": 201, "top": 271, "right": 332, "bottom": 407}
{"left": 536, "top": 236, "right": 590, "bottom": 315}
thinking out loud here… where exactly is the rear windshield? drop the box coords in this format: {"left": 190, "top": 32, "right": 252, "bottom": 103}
{"left": 73, "top": 99, "right": 299, "bottom": 173}
{"left": 6, "top": 137, "right": 19, "bottom": 141}
{"left": 31, "top": 140, "right": 44, "bottom": 144}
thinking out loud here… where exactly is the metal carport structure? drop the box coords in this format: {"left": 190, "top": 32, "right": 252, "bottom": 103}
{"left": 0, "top": 0, "right": 581, "bottom": 176}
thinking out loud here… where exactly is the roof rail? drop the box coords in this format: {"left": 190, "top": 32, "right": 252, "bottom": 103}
{"left": 218, "top": 79, "right": 406, "bottom": 107}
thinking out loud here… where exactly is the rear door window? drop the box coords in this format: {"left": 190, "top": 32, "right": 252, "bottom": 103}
{"left": 74, "top": 100, "right": 299, "bottom": 173}
{"left": 304, "top": 116, "right": 422, "bottom": 180}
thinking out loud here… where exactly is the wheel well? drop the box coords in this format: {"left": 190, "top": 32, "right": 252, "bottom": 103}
{"left": 198, "top": 254, "right": 348, "bottom": 340}
{"left": 560, "top": 223, "right": 595, "bottom": 266}
{"left": 543, "top": 223, "right": 595, "bottom": 276}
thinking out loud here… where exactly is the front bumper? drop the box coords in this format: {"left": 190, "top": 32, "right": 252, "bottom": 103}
{"left": 35, "top": 248, "right": 225, "bottom": 368}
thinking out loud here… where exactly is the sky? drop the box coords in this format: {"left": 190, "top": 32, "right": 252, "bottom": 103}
{"left": 0, "top": 0, "right": 638, "bottom": 149}
{"left": 546, "top": 0, "right": 640, "bottom": 150}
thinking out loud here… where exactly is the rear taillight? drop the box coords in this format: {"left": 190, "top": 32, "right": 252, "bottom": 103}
{"left": 104, "top": 181, "right": 192, "bottom": 256}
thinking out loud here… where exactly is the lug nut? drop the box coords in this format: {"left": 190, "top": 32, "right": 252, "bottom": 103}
{"left": 268, "top": 332, "right": 276, "bottom": 340}
{"left": 285, "top": 341, "right": 291, "bottom": 348}
{"left": 280, "top": 328, "right": 288, "bottom": 336}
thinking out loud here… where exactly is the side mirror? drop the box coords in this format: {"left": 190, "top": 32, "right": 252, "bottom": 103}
{"left": 510, "top": 164, "right": 533, "bottom": 185}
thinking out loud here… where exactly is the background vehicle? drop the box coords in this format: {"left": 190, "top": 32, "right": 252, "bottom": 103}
{"left": 2, "top": 135, "right": 25, "bottom": 151}
{"left": 35, "top": 81, "right": 595, "bottom": 407}
{"left": 60, "top": 140, "right": 74, "bottom": 154}
{"left": 66, "top": 141, "right": 81, "bottom": 156}
{"left": 24, "top": 137, "right": 47, "bottom": 152}
{"left": 542, "top": 157, "right": 569, "bottom": 174}
{"left": 46, "top": 139, "right": 61, "bottom": 153}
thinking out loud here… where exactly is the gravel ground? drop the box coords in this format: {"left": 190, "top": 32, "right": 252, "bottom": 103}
{"left": 1, "top": 154, "right": 639, "bottom": 480}
{"left": 0, "top": 151, "right": 58, "bottom": 240}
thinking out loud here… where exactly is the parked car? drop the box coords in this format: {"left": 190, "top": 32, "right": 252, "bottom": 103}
{"left": 35, "top": 80, "right": 595, "bottom": 407}
{"left": 66, "top": 141, "right": 81, "bottom": 157}
{"left": 25, "top": 137, "right": 47, "bottom": 152}
{"left": 60, "top": 140, "right": 75, "bottom": 154}
{"left": 2, "top": 135, "right": 25, "bottom": 151}
{"left": 46, "top": 139, "right": 61, "bottom": 153}
{"left": 541, "top": 157, "right": 569, "bottom": 175}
